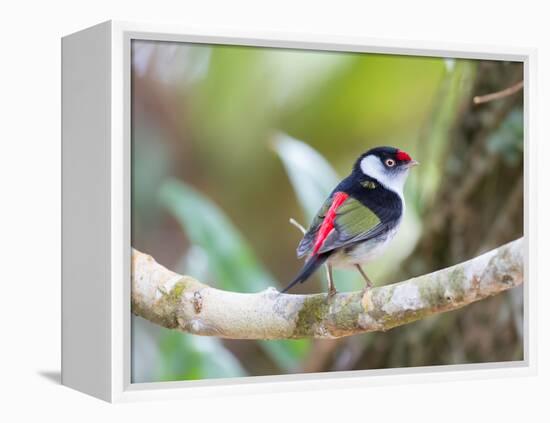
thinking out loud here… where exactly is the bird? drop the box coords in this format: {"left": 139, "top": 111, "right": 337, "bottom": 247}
{"left": 282, "top": 146, "right": 418, "bottom": 296}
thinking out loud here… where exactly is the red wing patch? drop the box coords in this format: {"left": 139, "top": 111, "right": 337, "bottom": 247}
{"left": 313, "top": 192, "right": 349, "bottom": 254}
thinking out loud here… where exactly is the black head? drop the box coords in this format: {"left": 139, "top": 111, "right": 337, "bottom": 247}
{"left": 351, "top": 146, "right": 418, "bottom": 194}
{"left": 354, "top": 146, "right": 416, "bottom": 172}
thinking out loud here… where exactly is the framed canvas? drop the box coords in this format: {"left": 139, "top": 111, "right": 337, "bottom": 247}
{"left": 61, "top": 20, "right": 536, "bottom": 402}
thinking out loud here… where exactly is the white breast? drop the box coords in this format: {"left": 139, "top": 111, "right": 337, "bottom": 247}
{"left": 327, "top": 221, "right": 402, "bottom": 269}
{"left": 359, "top": 155, "right": 408, "bottom": 202}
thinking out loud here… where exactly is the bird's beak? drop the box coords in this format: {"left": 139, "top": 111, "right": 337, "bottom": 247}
{"left": 406, "top": 160, "right": 420, "bottom": 168}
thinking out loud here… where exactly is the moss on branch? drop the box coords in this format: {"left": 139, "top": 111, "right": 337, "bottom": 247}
{"left": 131, "top": 238, "right": 523, "bottom": 339}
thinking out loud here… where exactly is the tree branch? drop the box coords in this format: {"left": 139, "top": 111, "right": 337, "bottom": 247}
{"left": 131, "top": 238, "right": 523, "bottom": 339}
{"left": 473, "top": 80, "right": 524, "bottom": 105}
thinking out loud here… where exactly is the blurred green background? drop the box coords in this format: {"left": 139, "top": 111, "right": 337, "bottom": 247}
{"left": 130, "top": 40, "right": 524, "bottom": 383}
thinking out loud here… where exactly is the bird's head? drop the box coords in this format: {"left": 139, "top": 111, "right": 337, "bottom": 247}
{"left": 353, "top": 146, "right": 419, "bottom": 195}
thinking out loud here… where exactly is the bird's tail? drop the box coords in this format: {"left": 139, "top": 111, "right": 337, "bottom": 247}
{"left": 281, "top": 254, "right": 329, "bottom": 293}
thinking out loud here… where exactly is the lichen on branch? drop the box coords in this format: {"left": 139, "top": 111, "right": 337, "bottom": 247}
{"left": 131, "top": 238, "right": 523, "bottom": 340}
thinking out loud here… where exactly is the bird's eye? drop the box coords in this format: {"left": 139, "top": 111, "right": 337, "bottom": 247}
{"left": 385, "top": 158, "right": 396, "bottom": 167}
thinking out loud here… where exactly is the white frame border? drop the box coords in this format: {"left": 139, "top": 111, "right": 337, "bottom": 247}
{"left": 107, "top": 20, "right": 536, "bottom": 403}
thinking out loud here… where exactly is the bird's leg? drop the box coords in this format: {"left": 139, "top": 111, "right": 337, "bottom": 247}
{"left": 326, "top": 264, "right": 337, "bottom": 297}
{"left": 355, "top": 265, "right": 373, "bottom": 290}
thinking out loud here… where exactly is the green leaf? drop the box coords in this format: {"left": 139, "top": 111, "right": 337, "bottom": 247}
{"left": 160, "top": 179, "right": 271, "bottom": 292}
{"left": 157, "top": 329, "right": 246, "bottom": 381}
{"left": 159, "top": 179, "right": 310, "bottom": 371}
{"left": 273, "top": 133, "right": 339, "bottom": 221}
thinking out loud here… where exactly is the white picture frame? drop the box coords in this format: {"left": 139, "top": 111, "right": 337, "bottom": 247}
{"left": 61, "top": 20, "right": 537, "bottom": 403}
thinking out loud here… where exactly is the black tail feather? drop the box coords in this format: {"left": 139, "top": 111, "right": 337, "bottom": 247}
{"left": 281, "top": 254, "right": 329, "bottom": 293}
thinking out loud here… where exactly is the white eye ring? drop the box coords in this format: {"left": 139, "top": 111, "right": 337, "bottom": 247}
{"left": 385, "top": 158, "right": 396, "bottom": 167}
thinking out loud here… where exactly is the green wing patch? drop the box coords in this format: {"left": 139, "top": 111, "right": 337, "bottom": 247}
{"left": 317, "top": 197, "right": 381, "bottom": 254}
{"left": 336, "top": 197, "right": 380, "bottom": 236}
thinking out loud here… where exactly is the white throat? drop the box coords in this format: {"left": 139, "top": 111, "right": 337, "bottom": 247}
{"left": 359, "top": 155, "right": 408, "bottom": 200}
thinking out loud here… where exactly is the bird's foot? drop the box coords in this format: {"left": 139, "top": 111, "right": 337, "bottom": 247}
{"left": 355, "top": 265, "right": 374, "bottom": 294}
{"left": 325, "top": 264, "right": 337, "bottom": 299}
